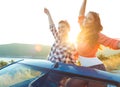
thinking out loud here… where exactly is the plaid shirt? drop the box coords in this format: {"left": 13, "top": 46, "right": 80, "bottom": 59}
{"left": 48, "top": 24, "right": 76, "bottom": 64}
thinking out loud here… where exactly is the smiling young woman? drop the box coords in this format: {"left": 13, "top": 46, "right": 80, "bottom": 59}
{"left": 44, "top": 8, "right": 78, "bottom": 64}
{"left": 76, "top": 0, "right": 120, "bottom": 71}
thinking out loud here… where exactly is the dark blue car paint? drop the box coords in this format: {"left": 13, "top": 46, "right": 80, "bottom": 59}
{"left": 53, "top": 62, "right": 120, "bottom": 83}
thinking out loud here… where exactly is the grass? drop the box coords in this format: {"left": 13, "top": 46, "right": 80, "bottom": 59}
{"left": 101, "top": 54, "right": 120, "bottom": 71}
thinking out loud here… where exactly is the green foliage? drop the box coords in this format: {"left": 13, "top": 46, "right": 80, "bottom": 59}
{"left": 98, "top": 53, "right": 120, "bottom": 71}
{"left": 0, "top": 61, "right": 8, "bottom": 68}
{"left": 97, "top": 54, "right": 109, "bottom": 60}
{"left": 9, "top": 60, "right": 14, "bottom": 63}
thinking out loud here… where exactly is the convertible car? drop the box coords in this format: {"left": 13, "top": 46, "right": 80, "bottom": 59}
{"left": 0, "top": 59, "right": 120, "bottom": 87}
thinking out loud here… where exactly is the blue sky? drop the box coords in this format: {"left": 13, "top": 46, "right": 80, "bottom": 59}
{"left": 0, "top": 0, "right": 120, "bottom": 45}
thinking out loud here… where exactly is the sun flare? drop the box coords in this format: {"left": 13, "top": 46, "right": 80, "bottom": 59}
{"left": 68, "top": 30, "right": 79, "bottom": 45}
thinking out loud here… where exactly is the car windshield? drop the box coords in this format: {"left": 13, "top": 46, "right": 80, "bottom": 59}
{"left": 0, "top": 62, "right": 49, "bottom": 87}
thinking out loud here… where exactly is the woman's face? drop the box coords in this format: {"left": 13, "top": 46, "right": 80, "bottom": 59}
{"left": 83, "top": 13, "right": 95, "bottom": 28}
{"left": 58, "top": 23, "right": 69, "bottom": 38}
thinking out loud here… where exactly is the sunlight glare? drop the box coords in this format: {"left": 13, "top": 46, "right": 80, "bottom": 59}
{"left": 68, "top": 30, "right": 79, "bottom": 45}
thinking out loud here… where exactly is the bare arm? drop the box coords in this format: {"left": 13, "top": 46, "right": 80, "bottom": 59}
{"left": 44, "top": 8, "right": 59, "bottom": 41}
{"left": 44, "top": 8, "right": 54, "bottom": 25}
{"left": 118, "top": 42, "right": 120, "bottom": 49}
{"left": 79, "top": 0, "right": 87, "bottom": 16}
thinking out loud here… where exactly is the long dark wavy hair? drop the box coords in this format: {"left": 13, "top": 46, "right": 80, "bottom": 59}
{"left": 77, "top": 11, "right": 103, "bottom": 47}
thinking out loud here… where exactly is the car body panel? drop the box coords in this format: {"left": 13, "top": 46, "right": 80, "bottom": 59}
{"left": 18, "top": 59, "right": 55, "bottom": 69}
{"left": 53, "top": 62, "right": 120, "bottom": 83}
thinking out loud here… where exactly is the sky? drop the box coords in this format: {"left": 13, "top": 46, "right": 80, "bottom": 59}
{"left": 0, "top": 0, "right": 120, "bottom": 46}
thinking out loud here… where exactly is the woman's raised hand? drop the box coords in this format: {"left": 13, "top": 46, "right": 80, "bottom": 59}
{"left": 44, "top": 8, "right": 50, "bottom": 16}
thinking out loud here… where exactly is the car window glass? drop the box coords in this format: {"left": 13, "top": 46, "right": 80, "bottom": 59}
{"left": 107, "top": 84, "right": 117, "bottom": 87}
{"left": 46, "top": 71, "right": 68, "bottom": 87}
{"left": 63, "top": 77, "right": 118, "bottom": 87}
{"left": 29, "top": 69, "right": 118, "bottom": 87}
{"left": 0, "top": 63, "right": 48, "bottom": 87}
{"left": 27, "top": 67, "right": 119, "bottom": 87}
{"left": 30, "top": 70, "right": 69, "bottom": 87}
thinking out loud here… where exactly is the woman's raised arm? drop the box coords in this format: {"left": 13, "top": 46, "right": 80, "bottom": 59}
{"left": 79, "top": 0, "right": 87, "bottom": 16}
{"left": 44, "top": 8, "right": 54, "bottom": 25}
